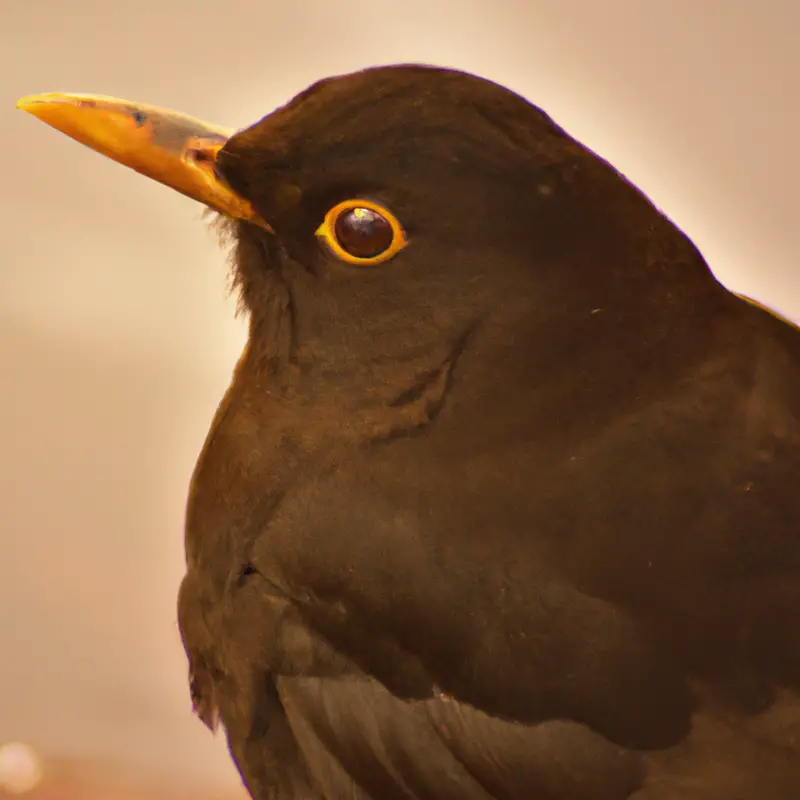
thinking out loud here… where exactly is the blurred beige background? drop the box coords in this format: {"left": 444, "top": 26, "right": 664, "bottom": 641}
{"left": 1, "top": 0, "right": 798, "bottom": 796}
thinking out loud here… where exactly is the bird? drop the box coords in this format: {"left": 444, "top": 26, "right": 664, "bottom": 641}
{"left": 17, "top": 64, "right": 800, "bottom": 799}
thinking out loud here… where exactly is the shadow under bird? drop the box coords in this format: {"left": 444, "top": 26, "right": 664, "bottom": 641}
{"left": 17, "top": 64, "right": 800, "bottom": 799}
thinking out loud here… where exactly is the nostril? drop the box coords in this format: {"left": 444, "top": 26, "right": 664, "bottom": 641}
{"left": 187, "top": 148, "right": 212, "bottom": 164}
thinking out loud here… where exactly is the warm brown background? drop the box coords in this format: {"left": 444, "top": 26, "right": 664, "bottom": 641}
{"left": 2, "top": 0, "right": 798, "bottom": 796}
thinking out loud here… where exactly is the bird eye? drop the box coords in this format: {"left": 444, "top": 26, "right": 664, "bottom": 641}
{"left": 315, "top": 199, "right": 407, "bottom": 265}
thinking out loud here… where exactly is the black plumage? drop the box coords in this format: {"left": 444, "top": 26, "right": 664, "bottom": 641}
{"left": 21, "top": 64, "right": 800, "bottom": 799}
{"left": 178, "top": 66, "right": 800, "bottom": 798}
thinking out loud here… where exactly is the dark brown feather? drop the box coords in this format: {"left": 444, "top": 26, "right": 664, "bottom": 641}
{"left": 178, "top": 64, "right": 800, "bottom": 799}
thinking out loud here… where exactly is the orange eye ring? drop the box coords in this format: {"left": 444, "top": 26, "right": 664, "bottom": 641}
{"left": 315, "top": 199, "right": 407, "bottom": 266}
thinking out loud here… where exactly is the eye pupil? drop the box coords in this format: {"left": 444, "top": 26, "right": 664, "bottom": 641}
{"left": 319, "top": 200, "right": 407, "bottom": 265}
{"left": 334, "top": 207, "right": 394, "bottom": 259}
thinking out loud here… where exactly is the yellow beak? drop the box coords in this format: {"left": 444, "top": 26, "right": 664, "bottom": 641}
{"left": 16, "top": 92, "right": 268, "bottom": 229}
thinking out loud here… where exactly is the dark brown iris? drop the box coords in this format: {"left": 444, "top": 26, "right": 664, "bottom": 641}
{"left": 334, "top": 206, "right": 394, "bottom": 258}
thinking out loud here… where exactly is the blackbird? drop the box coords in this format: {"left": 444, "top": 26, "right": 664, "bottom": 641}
{"left": 17, "top": 64, "right": 800, "bottom": 799}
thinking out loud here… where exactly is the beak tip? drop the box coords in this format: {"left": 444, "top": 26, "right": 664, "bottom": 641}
{"left": 16, "top": 93, "right": 79, "bottom": 116}
{"left": 16, "top": 94, "right": 57, "bottom": 117}
{"left": 16, "top": 95, "right": 38, "bottom": 112}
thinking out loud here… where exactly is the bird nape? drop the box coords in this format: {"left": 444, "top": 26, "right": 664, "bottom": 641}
{"left": 17, "top": 64, "right": 800, "bottom": 799}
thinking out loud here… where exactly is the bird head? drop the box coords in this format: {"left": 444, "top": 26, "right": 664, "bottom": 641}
{"left": 17, "top": 65, "right": 721, "bottom": 423}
